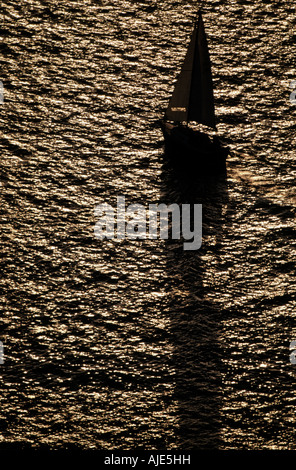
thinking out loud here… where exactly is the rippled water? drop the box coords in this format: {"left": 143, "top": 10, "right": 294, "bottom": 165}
{"left": 0, "top": 0, "right": 295, "bottom": 450}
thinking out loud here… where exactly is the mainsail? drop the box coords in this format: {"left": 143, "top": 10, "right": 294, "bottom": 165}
{"left": 164, "top": 12, "right": 216, "bottom": 128}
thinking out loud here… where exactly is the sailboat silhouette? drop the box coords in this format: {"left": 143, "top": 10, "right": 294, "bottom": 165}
{"left": 161, "top": 12, "right": 229, "bottom": 174}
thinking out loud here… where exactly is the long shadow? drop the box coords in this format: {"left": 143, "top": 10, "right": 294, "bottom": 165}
{"left": 160, "top": 157, "right": 229, "bottom": 450}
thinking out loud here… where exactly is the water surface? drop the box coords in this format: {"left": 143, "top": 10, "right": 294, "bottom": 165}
{"left": 0, "top": 0, "right": 295, "bottom": 450}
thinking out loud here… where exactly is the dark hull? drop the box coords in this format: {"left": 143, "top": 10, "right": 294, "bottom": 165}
{"left": 161, "top": 121, "right": 228, "bottom": 175}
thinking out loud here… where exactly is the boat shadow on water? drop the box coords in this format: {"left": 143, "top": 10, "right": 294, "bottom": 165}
{"left": 160, "top": 156, "right": 229, "bottom": 449}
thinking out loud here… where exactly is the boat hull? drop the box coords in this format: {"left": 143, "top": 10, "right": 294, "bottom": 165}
{"left": 161, "top": 121, "right": 228, "bottom": 175}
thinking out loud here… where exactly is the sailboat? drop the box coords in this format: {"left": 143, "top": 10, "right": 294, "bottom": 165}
{"left": 161, "top": 11, "right": 229, "bottom": 174}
